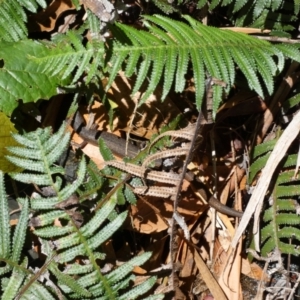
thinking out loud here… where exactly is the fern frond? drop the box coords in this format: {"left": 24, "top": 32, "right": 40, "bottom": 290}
{"left": 7, "top": 123, "right": 70, "bottom": 185}
{"left": 2, "top": 124, "right": 161, "bottom": 299}
{"left": 36, "top": 197, "right": 157, "bottom": 298}
{"left": 30, "top": 33, "right": 105, "bottom": 86}
{"left": 193, "top": 0, "right": 299, "bottom": 35}
{"left": 250, "top": 137, "right": 300, "bottom": 257}
{"left": 108, "top": 14, "right": 299, "bottom": 109}
{"left": 27, "top": 15, "right": 300, "bottom": 112}
{"left": 0, "top": 0, "right": 46, "bottom": 42}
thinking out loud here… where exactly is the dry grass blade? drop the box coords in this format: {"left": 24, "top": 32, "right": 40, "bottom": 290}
{"left": 231, "top": 109, "right": 300, "bottom": 249}
{"left": 192, "top": 247, "right": 227, "bottom": 300}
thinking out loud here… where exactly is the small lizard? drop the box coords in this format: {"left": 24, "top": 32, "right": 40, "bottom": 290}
{"left": 71, "top": 110, "right": 244, "bottom": 217}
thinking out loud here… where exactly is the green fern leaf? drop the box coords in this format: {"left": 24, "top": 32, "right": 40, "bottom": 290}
{"left": 249, "top": 153, "right": 269, "bottom": 183}
{"left": 117, "top": 187, "right": 126, "bottom": 205}
{"left": 131, "top": 49, "right": 153, "bottom": 96}
{"left": 275, "top": 213, "right": 300, "bottom": 225}
{"left": 106, "top": 50, "right": 130, "bottom": 92}
{"left": 75, "top": 271, "right": 113, "bottom": 293}
{"left": 194, "top": 0, "right": 299, "bottom": 35}
{"left": 29, "top": 210, "right": 70, "bottom": 227}
{"left": 55, "top": 207, "right": 126, "bottom": 263}
{"left": 143, "top": 47, "right": 166, "bottom": 103}
{"left": 283, "top": 93, "right": 300, "bottom": 112}
{"left": 0, "top": 171, "right": 10, "bottom": 259}
{"left": 294, "top": 0, "right": 300, "bottom": 13}
{"left": 151, "top": 0, "right": 178, "bottom": 13}
{"left": 232, "top": 0, "right": 248, "bottom": 12}
{"left": 143, "top": 21, "right": 177, "bottom": 99}
{"left": 50, "top": 264, "right": 91, "bottom": 297}
{"left": 124, "top": 185, "right": 136, "bottom": 204}
{"left": 253, "top": 0, "right": 267, "bottom": 18}
{"left": 57, "top": 245, "right": 85, "bottom": 264}
{"left": 274, "top": 43, "right": 300, "bottom": 63}
{"left": 86, "top": 9, "right": 101, "bottom": 39}
{"left": 1, "top": 257, "right": 28, "bottom": 300}
{"left": 108, "top": 252, "right": 152, "bottom": 282}
{"left": 209, "top": 0, "right": 221, "bottom": 10}
{"left": 277, "top": 226, "right": 300, "bottom": 241}
{"left": 197, "top": 0, "right": 207, "bottom": 9}
{"left": 175, "top": 47, "right": 189, "bottom": 93}
{"left": 64, "top": 263, "right": 94, "bottom": 275}
{"left": 212, "top": 85, "right": 223, "bottom": 115}
{"left": 0, "top": 174, "right": 30, "bottom": 289}
{"left": 276, "top": 185, "right": 300, "bottom": 197}
{"left": 271, "top": 0, "right": 282, "bottom": 11}
{"left": 34, "top": 225, "right": 75, "bottom": 238}
{"left": 88, "top": 211, "right": 127, "bottom": 249}
{"left": 253, "top": 139, "right": 277, "bottom": 158}
{"left": 82, "top": 197, "right": 117, "bottom": 236}
{"left": 119, "top": 276, "right": 157, "bottom": 300}
{"left": 11, "top": 198, "right": 29, "bottom": 262}
{"left": 249, "top": 139, "right": 279, "bottom": 183}
{"left": 221, "top": 0, "right": 232, "bottom": 5}
{"left": 7, "top": 125, "right": 87, "bottom": 211}
{"left": 31, "top": 33, "right": 105, "bottom": 85}
{"left": 282, "top": 154, "right": 297, "bottom": 168}
{"left": 99, "top": 138, "right": 115, "bottom": 162}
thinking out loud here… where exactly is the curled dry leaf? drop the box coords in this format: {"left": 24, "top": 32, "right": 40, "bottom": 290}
{"left": 129, "top": 186, "right": 207, "bottom": 234}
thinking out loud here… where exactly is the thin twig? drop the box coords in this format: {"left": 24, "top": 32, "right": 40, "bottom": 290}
{"left": 15, "top": 254, "right": 58, "bottom": 300}
{"left": 253, "top": 35, "right": 300, "bottom": 44}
